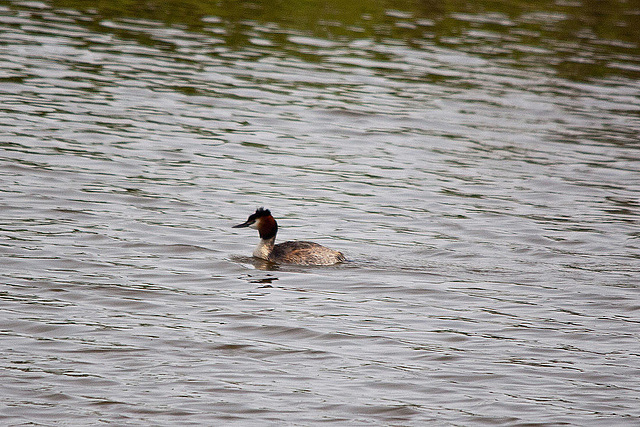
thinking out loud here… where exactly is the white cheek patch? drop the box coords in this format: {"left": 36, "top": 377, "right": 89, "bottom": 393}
{"left": 249, "top": 220, "right": 259, "bottom": 229}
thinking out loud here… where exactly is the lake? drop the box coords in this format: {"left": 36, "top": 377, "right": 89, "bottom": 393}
{"left": 1, "top": 0, "right": 639, "bottom": 425}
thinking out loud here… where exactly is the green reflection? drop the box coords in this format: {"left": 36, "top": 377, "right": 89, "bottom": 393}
{"left": 15, "top": 0, "right": 640, "bottom": 80}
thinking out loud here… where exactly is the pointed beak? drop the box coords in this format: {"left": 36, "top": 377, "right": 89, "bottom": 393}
{"left": 232, "top": 220, "right": 253, "bottom": 228}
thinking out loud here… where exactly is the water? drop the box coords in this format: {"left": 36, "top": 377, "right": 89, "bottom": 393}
{"left": 1, "top": 0, "right": 639, "bottom": 425}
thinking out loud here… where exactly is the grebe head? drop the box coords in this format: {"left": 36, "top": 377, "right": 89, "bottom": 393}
{"left": 232, "top": 207, "right": 278, "bottom": 240}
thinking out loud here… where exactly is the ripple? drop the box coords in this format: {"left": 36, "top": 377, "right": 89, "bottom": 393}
{"left": 1, "top": 0, "right": 640, "bottom": 425}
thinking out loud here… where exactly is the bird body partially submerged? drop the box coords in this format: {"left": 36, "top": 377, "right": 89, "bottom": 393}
{"left": 233, "top": 208, "right": 345, "bottom": 266}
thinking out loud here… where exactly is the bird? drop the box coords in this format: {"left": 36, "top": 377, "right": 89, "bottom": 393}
{"left": 232, "top": 207, "right": 345, "bottom": 265}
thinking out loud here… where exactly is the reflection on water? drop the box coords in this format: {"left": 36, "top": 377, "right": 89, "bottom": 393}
{"left": 1, "top": 0, "right": 640, "bottom": 425}
{"left": 47, "top": 0, "right": 640, "bottom": 81}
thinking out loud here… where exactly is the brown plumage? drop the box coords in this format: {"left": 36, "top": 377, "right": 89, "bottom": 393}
{"left": 233, "top": 208, "right": 345, "bottom": 265}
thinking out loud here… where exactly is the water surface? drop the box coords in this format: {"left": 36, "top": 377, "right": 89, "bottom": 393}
{"left": 1, "top": 0, "right": 639, "bottom": 425}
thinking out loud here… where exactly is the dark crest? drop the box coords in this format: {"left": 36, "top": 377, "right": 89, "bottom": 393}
{"left": 249, "top": 207, "right": 271, "bottom": 221}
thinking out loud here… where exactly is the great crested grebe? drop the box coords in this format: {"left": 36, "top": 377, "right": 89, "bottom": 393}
{"left": 232, "top": 208, "right": 345, "bottom": 265}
